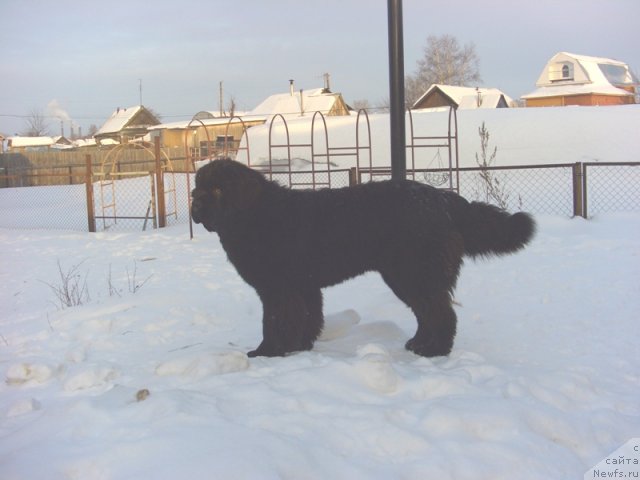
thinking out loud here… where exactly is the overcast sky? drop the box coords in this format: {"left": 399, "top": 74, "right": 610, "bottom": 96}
{"left": 1, "top": 0, "right": 638, "bottom": 136}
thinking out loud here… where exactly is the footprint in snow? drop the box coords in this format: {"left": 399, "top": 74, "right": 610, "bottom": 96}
{"left": 354, "top": 344, "right": 400, "bottom": 394}
{"left": 63, "top": 367, "right": 119, "bottom": 392}
{"left": 6, "top": 363, "right": 56, "bottom": 386}
{"left": 155, "top": 351, "right": 249, "bottom": 379}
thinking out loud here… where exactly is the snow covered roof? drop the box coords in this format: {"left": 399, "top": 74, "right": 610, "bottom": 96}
{"left": 96, "top": 106, "right": 143, "bottom": 135}
{"left": 148, "top": 115, "right": 265, "bottom": 131}
{"left": 522, "top": 83, "right": 632, "bottom": 100}
{"left": 522, "top": 52, "right": 638, "bottom": 99}
{"left": 8, "top": 136, "right": 56, "bottom": 148}
{"left": 72, "top": 138, "right": 98, "bottom": 148}
{"left": 8, "top": 135, "right": 71, "bottom": 148}
{"left": 95, "top": 105, "right": 160, "bottom": 136}
{"left": 413, "top": 84, "right": 513, "bottom": 110}
{"left": 248, "top": 87, "right": 349, "bottom": 118}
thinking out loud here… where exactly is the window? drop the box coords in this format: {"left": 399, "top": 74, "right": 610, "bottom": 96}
{"left": 216, "top": 135, "right": 236, "bottom": 154}
{"left": 549, "top": 62, "right": 573, "bottom": 82}
{"left": 598, "top": 63, "right": 638, "bottom": 86}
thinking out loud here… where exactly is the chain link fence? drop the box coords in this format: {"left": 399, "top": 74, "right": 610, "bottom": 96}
{"left": 269, "top": 169, "right": 352, "bottom": 190}
{"left": 1, "top": 162, "right": 638, "bottom": 232}
{"left": 456, "top": 165, "right": 576, "bottom": 216}
{"left": 583, "top": 162, "right": 640, "bottom": 217}
{"left": 360, "top": 165, "right": 577, "bottom": 216}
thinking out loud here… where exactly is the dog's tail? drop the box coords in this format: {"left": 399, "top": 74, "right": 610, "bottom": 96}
{"left": 448, "top": 196, "right": 536, "bottom": 258}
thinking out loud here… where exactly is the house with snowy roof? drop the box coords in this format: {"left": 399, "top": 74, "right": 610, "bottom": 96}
{"left": 247, "top": 83, "right": 350, "bottom": 119}
{"left": 7, "top": 135, "right": 72, "bottom": 152}
{"left": 94, "top": 105, "right": 160, "bottom": 145}
{"left": 522, "top": 52, "right": 639, "bottom": 107}
{"left": 412, "top": 84, "right": 512, "bottom": 110}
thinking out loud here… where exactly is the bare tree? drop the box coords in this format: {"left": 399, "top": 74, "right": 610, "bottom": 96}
{"left": 406, "top": 34, "right": 482, "bottom": 107}
{"left": 473, "top": 122, "right": 521, "bottom": 211}
{"left": 145, "top": 107, "right": 162, "bottom": 122}
{"left": 351, "top": 99, "right": 371, "bottom": 111}
{"left": 22, "top": 108, "right": 50, "bottom": 136}
{"left": 227, "top": 96, "right": 237, "bottom": 117}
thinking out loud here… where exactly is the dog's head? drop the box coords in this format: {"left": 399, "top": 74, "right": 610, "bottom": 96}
{"left": 191, "top": 159, "right": 265, "bottom": 232}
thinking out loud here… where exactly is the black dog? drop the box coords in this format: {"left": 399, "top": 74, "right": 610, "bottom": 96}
{"left": 191, "top": 159, "right": 535, "bottom": 358}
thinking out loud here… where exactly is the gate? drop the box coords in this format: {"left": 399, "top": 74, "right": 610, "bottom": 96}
{"left": 90, "top": 138, "right": 177, "bottom": 231}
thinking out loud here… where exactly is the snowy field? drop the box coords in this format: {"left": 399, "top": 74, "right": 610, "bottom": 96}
{"left": 1, "top": 211, "right": 639, "bottom": 479}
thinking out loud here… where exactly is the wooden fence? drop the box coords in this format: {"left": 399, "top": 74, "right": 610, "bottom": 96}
{"left": 0, "top": 147, "right": 190, "bottom": 187}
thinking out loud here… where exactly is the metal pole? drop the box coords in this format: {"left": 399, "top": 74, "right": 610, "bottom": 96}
{"left": 387, "top": 0, "right": 406, "bottom": 180}
{"left": 84, "top": 154, "right": 96, "bottom": 233}
{"left": 154, "top": 136, "right": 166, "bottom": 228}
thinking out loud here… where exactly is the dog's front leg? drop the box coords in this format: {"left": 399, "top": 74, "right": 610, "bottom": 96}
{"left": 248, "top": 288, "right": 314, "bottom": 357}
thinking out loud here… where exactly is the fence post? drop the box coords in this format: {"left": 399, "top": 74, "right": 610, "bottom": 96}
{"left": 582, "top": 163, "right": 589, "bottom": 219}
{"left": 85, "top": 154, "right": 96, "bottom": 232}
{"left": 349, "top": 167, "right": 358, "bottom": 187}
{"left": 572, "top": 162, "right": 585, "bottom": 218}
{"left": 154, "top": 136, "right": 166, "bottom": 228}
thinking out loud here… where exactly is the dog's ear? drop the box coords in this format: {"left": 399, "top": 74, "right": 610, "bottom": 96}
{"left": 225, "top": 174, "right": 262, "bottom": 211}
{"left": 215, "top": 162, "right": 263, "bottom": 212}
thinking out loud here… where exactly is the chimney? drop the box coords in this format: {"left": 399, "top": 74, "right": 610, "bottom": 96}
{"left": 323, "top": 73, "right": 331, "bottom": 92}
{"left": 60, "top": 120, "right": 64, "bottom": 137}
{"left": 289, "top": 79, "right": 295, "bottom": 96}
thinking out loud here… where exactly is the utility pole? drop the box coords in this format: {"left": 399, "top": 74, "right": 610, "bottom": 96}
{"left": 219, "top": 81, "right": 224, "bottom": 117}
{"left": 387, "top": 0, "right": 406, "bottom": 180}
{"left": 139, "top": 79, "right": 143, "bottom": 105}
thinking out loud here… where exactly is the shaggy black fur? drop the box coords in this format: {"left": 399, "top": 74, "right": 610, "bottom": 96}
{"left": 191, "top": 159, "right": 535, "bottom": 358}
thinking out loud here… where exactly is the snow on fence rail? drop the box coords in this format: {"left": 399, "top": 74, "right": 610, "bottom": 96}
{"left": 1, "top": 162, "right": 638, "bottom": 232}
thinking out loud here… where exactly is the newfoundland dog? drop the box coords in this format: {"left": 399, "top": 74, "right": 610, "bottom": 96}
{"left": 191, "top": 159, "right": 535, "bottom": 358}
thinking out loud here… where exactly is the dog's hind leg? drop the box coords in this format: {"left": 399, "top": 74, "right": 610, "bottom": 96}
{"left": 300, "top": 288, "right": 324, "bottom": 350}
{"left": 381, "top": 271, "right": 457, "bottom": 357}
{"left": 405, "top": 290, "right": 457, "bottom": 357}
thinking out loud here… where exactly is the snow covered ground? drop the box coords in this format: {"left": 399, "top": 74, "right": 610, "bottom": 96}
{"left": 1, "top": 211, "right": 639, "bottom": 479}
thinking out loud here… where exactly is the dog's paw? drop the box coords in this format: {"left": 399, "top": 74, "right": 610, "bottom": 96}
{"left": 248, "top": 340, "right": 313, "bottom": 358}
{"left": 405, "top": 337, "right": 452, "bottom": 358}
{"left": 247, "top": 344, "right": 283, "bottom": 358}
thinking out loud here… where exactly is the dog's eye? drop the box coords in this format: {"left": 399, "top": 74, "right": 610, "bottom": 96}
{"left": 212, "top": 188, "right": 222, "bottom": 200}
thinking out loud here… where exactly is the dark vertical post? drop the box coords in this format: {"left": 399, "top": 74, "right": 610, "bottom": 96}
{"left": 387, "top": 0, "right": 406, "bottom": 180}
{"left": 581, "top": 163, "right": 588, "bottom": 219}
{"left": 85, "top": 154, "right": 96, "bottom": 233}
{"left": 154, "top": 136, "right": 166, "bottom": 228}
{"left": 349, "top": 167, "right": 358, "bottom": 187}
{"left": 572, "top": 162, "right": 584, "bottom": 218}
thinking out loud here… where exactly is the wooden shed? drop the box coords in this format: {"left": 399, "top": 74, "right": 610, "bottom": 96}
{"left": 94, "top": 105, "right": 160, "bottom": 145}
{"left": 412, "top": 84, "right": 512, "bottom": 110}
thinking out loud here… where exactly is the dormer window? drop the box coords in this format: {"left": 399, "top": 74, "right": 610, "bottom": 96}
{"left": 549, "top": 62, "right": 574, "bottom": 82}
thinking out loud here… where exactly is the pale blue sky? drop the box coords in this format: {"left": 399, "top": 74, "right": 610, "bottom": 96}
{"left": 1, "top": 0, "right": 638, "bottom": 136}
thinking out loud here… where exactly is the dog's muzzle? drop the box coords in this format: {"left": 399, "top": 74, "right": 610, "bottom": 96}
{"left": 191, "top": 199, "right": 203, "bottom": 224}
